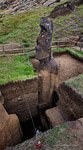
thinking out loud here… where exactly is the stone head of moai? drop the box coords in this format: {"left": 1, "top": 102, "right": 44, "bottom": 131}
{"left": 35, "top": 17, "right": 58, "bottom": 73}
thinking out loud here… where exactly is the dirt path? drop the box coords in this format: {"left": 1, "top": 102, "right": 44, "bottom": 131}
{"left": 55, "top": 54, "right": 83, "bottom": 82}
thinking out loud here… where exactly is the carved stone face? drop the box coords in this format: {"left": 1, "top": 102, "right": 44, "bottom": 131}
{"left": 35, "top": 17, "right": 53, "bottom": 60}
{"left": 40, "top": 17, "right": 53, "bottom": 34}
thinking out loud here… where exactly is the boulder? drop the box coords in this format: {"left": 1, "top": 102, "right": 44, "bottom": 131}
{"left": 45, "top": 106, "right": 65, "bottom": 127}
{"left": 0, "top": 102, "right": 22, "bottom": 150}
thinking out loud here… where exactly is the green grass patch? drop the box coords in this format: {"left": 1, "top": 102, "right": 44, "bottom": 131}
{"left": 0, "top": 54, "right": 36, "bottom": 85}
{"left": 53, "top": 47, "right": 83, "bottom": 59}
{"left": 66, "top": 74, "right": 83, "bottom": 95}
{"left": 0, "top": 7, "right": 53, "bottom": 45}
{"left": 53, "top": 5, "right": 83, "bottom": 40}
{"left": 45, "top": 123, "right": 68, "bottom": 148}
{"left": 0, "top": 4, "right": 83, "bottom": 46}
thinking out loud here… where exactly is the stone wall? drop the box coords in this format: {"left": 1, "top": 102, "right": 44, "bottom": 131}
{"left": 0, "top": 77, "right": 38, "bottom": 122}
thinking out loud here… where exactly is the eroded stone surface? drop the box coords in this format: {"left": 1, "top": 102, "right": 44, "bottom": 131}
{"left": 35, "top": 17, "right": 58, "bottom": 74}
{"left": 38, "top": 70, "right": 59, "bottom": 109}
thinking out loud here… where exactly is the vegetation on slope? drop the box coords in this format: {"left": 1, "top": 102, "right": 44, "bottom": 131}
{"left": 53, "top": 47, "right": 83, "bottom": 59}
{"left": 66, "top": 73, "right": 83, "bottom": 95}
{"left": 0, "top": 4, "right": 83, "bottom": 46}
{"left": 53, "top": 4, "right": 83, "bottom": 40}
{"left": 0, "top": 2, "right": 83, "bottom": 84}
{"left": 14, "top": 122, "right": 82, "bottom": 150}
{"left": 0, "top": 7, "right": 52, "bottom": 46}
{"left": 0, "top": 55, "right": 36, "bottom": 85}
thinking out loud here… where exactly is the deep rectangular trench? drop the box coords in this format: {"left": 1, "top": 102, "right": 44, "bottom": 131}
{"left": 20, "top": 114, "right": 49, "bottom": 141}
{"left": 0, "top": 53, "right": 83, "bottom": 147}
{"left": 20, "top": 91, "right": 59, "bottom": 141}
{"left": 11, "top": 51, "right": 83, "bottom": 141}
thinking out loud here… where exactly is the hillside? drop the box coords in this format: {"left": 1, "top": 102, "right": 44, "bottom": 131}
{"left": 0, "top": 0, "right": 61, "bottom": 14}
{"left": 0, "top": 3, "right": 83, "bottom": 46}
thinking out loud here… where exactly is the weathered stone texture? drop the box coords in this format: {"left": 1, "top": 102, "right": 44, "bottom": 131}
{"left": 38, "top": 70, "right": 59, "bottom": 109}
{"left": 0, "top": 102, "right": 22, "bottom": 150}
{"left": 0, "top": 78, "right": 38, "bottom": 121}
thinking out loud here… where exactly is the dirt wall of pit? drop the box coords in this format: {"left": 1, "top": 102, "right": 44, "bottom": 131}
{"left": 58, "top": 83, "right": 83, "bottom": 120}
{"left": 0, "top": 78, "right": 38, "bottom": 122}
{"left": 55, "top": 54, "right": 83, "bottom": 83}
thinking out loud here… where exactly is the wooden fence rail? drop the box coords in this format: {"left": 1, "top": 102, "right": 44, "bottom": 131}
{"left": 0, "top": 40, "right": 82, "bottom": 56}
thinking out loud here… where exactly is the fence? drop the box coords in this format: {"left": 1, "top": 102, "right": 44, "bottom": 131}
{"left": 0, "top": 40, "right": 82, "bottom": 56}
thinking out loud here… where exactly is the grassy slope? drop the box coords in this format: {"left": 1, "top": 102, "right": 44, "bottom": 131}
{"left": 0, "top": 7, "right": 52, "bottom": 46}
{"left": 66, "top": 74, "right": 83, "bottom": 95}
{"left": 0, "top": 55, "right": 36, "bottom": 85}
{"left": 53, "top": 47, "right": 83, "bottom": 59}
{"left": 15, "top": 122, "right": 82, "bottom": 150}
{"left": 53, "top": 4, "right": 83, "bottom": 39}
{"left": 0, "top": 3, "right": 83, "bottom": 84}
{"left": 0, "top": 4, "right": 83, "bottom": 45}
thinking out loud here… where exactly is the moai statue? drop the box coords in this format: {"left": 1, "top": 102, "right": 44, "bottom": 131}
{"left": 35, "top": 17, "right": 58, "bottom": 73}
{"left": 35, "top": 17, "right": 59, "bottom": 109}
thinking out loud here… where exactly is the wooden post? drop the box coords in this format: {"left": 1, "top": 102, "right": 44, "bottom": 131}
{"left": 80, "top": 42, "right": 81, "bottom": 51}
{"left": 2, "top": 44, "right": 5, "bottom": 56}
{"left": 22, "top": 43, "right": 25, "bottom": 54}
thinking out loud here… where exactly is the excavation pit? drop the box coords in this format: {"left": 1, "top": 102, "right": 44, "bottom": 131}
{"left": 0, "top": 53, "right": 83, "bottom": 149}
{"left": 20, "top": 114, "right": 50, "bottom": 141}
{"left": 31, "top": 53, "right": 83, "bottom": 83}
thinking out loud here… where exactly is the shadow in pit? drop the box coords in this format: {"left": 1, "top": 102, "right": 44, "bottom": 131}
{"left": 20, "top": 115, "right": 49, "bottom": 141}
{"left": 52, "top": 91, "right": 59, "bottom": 107}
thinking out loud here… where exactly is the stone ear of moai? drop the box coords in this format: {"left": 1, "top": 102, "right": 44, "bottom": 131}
{"left": 35, "top": 17, "right": 58, "bottom": 73}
